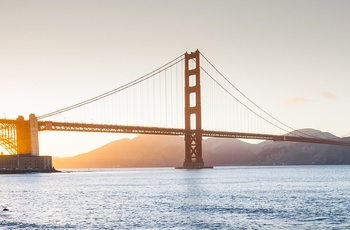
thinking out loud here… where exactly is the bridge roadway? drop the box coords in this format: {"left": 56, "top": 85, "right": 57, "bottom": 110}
{"left": 38, "top": 121, "right": 350, "bottom": 147}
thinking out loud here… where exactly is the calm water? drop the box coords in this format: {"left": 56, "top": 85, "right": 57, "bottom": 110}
{"left": 1, "top": 166, "right": 350, "bottom": 229}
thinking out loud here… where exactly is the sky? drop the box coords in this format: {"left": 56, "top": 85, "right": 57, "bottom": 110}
{"left": 1, "top": 0, "right": 350, "bottom": 157}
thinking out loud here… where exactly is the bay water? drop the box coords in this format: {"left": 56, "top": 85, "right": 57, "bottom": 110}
{"left": 1, "top": 165, "right": 350, "bottom": 229}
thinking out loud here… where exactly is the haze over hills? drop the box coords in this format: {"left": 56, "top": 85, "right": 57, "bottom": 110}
{"left": 53, "top": 129, "right": 350, "bottom": 168}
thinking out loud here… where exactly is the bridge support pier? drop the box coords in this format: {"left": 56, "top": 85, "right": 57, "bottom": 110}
{"left": 180, "top": 50, "right": 211, "bottom": 169}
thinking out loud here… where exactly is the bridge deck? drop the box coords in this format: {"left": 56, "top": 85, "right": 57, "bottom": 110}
{"left": 38, "top": 121, "right": 350, "bottom": 147}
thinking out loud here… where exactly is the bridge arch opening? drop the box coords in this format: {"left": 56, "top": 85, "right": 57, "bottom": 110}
{"left": 0, "top": 121, "right": 17, "bottom": 155}
{"left": 0, "top": 146, "right": 6, "bottom": 155}
{"left": 0, "top": 141, "right": 16, "bottom": 155}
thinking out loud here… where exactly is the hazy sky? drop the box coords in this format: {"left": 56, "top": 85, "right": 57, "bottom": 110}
{"left": 1, "top": 0, "right": 350, "bottom": 157}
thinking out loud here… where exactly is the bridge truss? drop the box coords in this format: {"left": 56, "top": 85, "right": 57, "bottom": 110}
{"left": 38, "top": 121, "right": 350, "bottom": 147}
{"left": 0, "top": 119, "right": 17, "bottom": 155}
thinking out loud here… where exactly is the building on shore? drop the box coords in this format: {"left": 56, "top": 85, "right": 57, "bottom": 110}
{"left": 0, "top": 154, "right": 53, "bottom": 170}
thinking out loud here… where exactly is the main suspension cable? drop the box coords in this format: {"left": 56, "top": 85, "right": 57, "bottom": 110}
{"left": 38, "top": 54, "right": 184, "bottom": 120}
{"left": 199, "top": 52, "right": 318, "bottom": 138}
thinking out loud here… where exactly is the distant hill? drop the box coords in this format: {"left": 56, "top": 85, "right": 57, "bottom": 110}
{"left": 53, "top": 129, "right": 350, "bottom": 168}
{"left": 53, "top": 135, "right": 184, "bottom": 168}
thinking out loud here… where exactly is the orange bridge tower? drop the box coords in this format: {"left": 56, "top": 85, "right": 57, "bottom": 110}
{"left": 182, "top": 50, "right": 210, "bottom": 169}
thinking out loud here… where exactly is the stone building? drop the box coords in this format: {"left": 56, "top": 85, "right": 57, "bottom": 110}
{"left": 0, "top": 155, "right": 52, "bottom": 170}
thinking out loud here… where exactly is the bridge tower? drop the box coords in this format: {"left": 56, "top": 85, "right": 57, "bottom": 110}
{"left": 16, "top": 114, "right": 39, "bottom": 155}
{"left": 183, "top": 50, "right": 206, "bottom": 168}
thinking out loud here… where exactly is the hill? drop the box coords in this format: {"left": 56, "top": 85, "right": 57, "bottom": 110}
{"left": 53, "top": 129, "right": 350, "bottom": 168}
{"left": 53, "top": 135, "right": 184, "bottom": 168}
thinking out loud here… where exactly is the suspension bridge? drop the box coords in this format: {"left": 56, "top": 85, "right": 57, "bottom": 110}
{"left": 1, "top": 50, "right": 350, "bottom": 169}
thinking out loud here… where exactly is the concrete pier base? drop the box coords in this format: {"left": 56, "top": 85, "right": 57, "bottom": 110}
{"left": 176, "top": 161, "right": 213, "bottom": 169}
